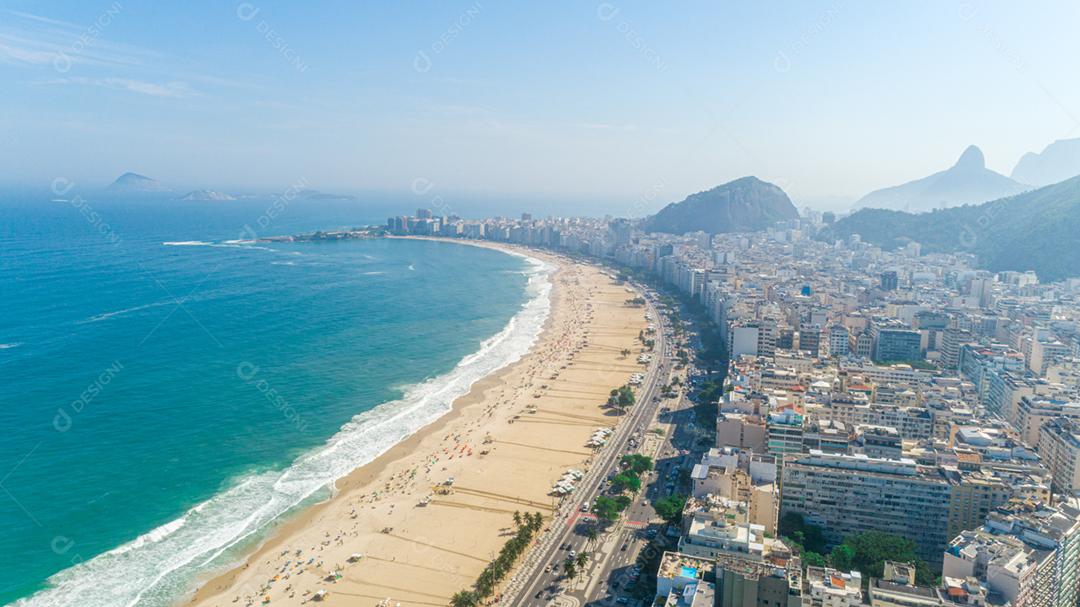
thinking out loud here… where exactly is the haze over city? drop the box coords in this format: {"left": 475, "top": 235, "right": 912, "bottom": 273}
{"left": 2, "top": 2, "right": 1080, "bottom": 209}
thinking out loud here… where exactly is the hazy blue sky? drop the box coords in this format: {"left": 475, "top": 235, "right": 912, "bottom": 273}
{"left": 2, "top": 1, "right": 1079, "bottom": 211}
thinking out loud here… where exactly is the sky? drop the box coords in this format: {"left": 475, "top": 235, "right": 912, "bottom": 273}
{"left": 1, "top": 1, "right": 1080, "bottom": 212}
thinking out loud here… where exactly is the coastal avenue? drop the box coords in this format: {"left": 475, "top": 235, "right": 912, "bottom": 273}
{"left": 501, "top": 279, "right": 670, "bottom": 607}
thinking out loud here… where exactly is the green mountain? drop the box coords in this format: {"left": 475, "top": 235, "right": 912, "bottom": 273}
{"left": 822, "top": 175, "right": 1080, "bottom": 282}
{"left": 644, "top": 176, "right": 799, "bottom": 235}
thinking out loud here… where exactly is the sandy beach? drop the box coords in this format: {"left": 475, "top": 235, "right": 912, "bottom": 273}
{"left": 186, "top": 241, "right": 648, "bottom": 607}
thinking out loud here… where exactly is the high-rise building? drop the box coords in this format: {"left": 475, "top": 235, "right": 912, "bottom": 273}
{"left": 781, "top": 452, "right": 952, "bottom": 566}
{"left": 825, "top": 399, "right": 933, "bottom": 440}
{"left": 940, "top": 468, "right": 1012, "bottom": 541}
{"left": 1038, "top": 417, "right": 1080, "bottom": 497}
{"left": 799, "top": 323, "right": 823, "bottom": 357}
{"left": 767, "top": 408, "right": 806, "bottom": 459}
{"left": 874, "top": 327, "right": 923, "bottom": 363}
{"left": 827, "top": 325, "right": 850, "bottom": 358}
{"left": 1030, "top": 337, "right": 1072, "bottom": 377}
{"left": 1016, "top": 397, "right": 1080, "bottom": 448}
{"left": 690, "top": 448, "right": 779, "bottom": 533}
{"left": 853, "top": 332, "right": 874, "bottom": 359}
{"left": 943, "top": 500, "right": 1080, "bottom": 607}
{"left": 881, "top": 271, "right": 899, "bottom": 291}
{"left": 711, "top": 553, "right": 803, "bottom": 607}
{"left": 941, "top": 327, "right": 973, "bottom": 371}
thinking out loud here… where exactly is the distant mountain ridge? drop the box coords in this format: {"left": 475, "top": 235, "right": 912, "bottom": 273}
{"left": 644, "top": 176, "right": 799, "bottom": 235}
{"left": 298, "top": 189, "right": 358, "bottom": 201}
{"left": 1012, "top": 138, "right": 1080, "bottom": 186}
{"left": 855, "top": 145, "right": 1028, "bottom": 212}
{"left": 107, "top": 172, "right": 171, "bottom": 193}
{"left": 179, "top": 189, "right": 236, "bottom": 201}
{"left": 822, "top": 175, "right": 1080, "bottom": 282}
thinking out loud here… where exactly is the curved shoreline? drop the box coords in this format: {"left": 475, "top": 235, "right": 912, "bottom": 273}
{"left": 15, "top": 239, "right": 553, "bottom": 607}
{"left": 183, "top": 240, "right": 648, "bottom": 607}
{"left": 183, "top": 239, "right": 563, "bottom": 606}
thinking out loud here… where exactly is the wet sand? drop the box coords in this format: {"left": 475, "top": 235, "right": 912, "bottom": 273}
{"left": 186, "top": 242, "right": 648, "bottom": 607}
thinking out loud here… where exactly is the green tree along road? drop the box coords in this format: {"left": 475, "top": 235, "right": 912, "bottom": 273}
{"left": 608, "top": 385, "right": 636, "bottom": 413}
{"left": 611, "top": 471, "right": 642, "bottom": 493}
{"left": 604, "top": 454, "right": 653, "bottom": 506}
{"left": 621, "top": 454, "right": 653, "bottom": 475}
{"left": 653, "top": 494, "right": 688, "bottom": 523}
{"left": 594, "top": 495, "right": 633, "bottom": 523}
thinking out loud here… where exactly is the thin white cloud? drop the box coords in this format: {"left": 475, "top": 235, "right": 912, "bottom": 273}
{"left": 37, "top": 77, "right": 196, "bottom": 98}
{"left": 576, "top": 122, "right": 640, "bottom": 132}
{"left": 0, "top": 9, "right": 226, "bottom": 100}
{"left": 0, "top": 38, "right": 58, "bottom": 65}
{"left": 0, "top": 9, "right": 146, "bottom": 70}
{"left": 5, "top": 10, "right": 86, "bottom": 31}
{"left": 417, "top": 75, "right": 482, "bottom": 86}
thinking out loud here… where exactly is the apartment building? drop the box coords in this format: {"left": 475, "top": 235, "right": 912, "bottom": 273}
{"left": 781, "top": 452, "right": 952, "bottom": 566}
{"left": 827, "top": 325, "right": 850, "bottom": 358}
{"left": 690, "top": 448, "right": 779, "bottom": 533}
{"left": 943, "top": 500, "right": 1080, "bottom": 607}
{"left": 767, "top": 407, "right": 806, "bottom": 459}
{"left": 1015, "top": 396, "right": 1080, "bottom": 447}
{"left": 1038, "top": 417, "right": 1080, "bottom": 497}
{"left": 826, "top": 398, "right": 933, "bottom": 440}
{"left": 712, "top": 553, "right": 804, "bottom": 607}
{"left": 873, "top": 324, "right": 923, "bottom": 363}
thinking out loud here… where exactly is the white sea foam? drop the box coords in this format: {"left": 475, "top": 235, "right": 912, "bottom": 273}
{"left": 16, "top": 249, "right": 554, "bottom": 607}
{"left": 78, "top": 300, "right": 179, "bottom": 324}
{"left": 162, "top": 240, "right": 298, "bottom": 256}
{"left": 0, "top": 342, "right": 22, "bottom": 350}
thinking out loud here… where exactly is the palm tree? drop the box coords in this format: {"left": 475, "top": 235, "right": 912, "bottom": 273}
{"left": 564, "top": 560, "right": 577, "bottom": 581}
{"left": 575, "top": 551, "right": 589, "bottom": 572}
{"left": 475, "top": 569, "right": 496, "bottom": 596}
{"left": 512, "top": 510, "right": 522, "bottom": 528}
{"left": 450, "top": 590, "right": 479, "bottom": 607}
{"left": 585, "top": 526, "right": 599, "bottom": 546}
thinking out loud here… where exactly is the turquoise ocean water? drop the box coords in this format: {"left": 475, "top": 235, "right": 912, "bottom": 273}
{"left": 0, "top": 195, "right": 548, "bottom": 606}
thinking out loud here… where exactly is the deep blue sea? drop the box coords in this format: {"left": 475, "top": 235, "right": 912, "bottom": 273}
{"left": 0, "top": 194, "right": 548, "bottom": 606}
